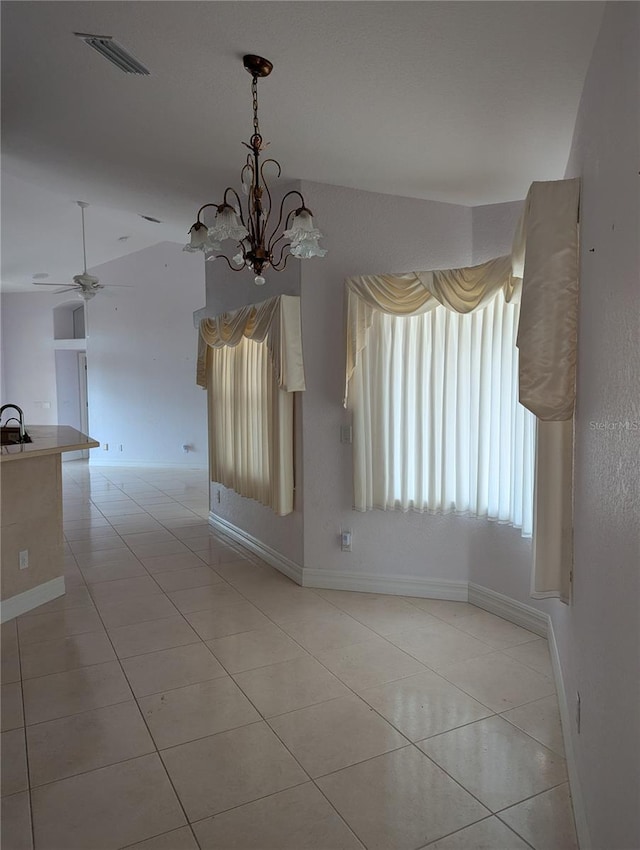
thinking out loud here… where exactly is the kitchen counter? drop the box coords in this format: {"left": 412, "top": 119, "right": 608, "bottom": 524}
{"left": 1, "top": 425, "right": 99, "bottom": 621}
{"left": 1, "top": 425, "right": 99, "bottom": 461}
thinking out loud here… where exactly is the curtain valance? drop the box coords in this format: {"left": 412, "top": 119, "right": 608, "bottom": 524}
{"left": 345, "top": 256, "right": 519, "bottom": 406}
{"left": 197, "top": 294, "right": 306, "bottom": 393}
{"left": 516, "top": 179, "right": 580, "bottom": 421}
{"left": 344, "top": 178, "right": 580, "bottom": 420}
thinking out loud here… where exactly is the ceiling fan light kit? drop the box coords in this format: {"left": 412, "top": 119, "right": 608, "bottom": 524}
{"left": 184, "top": 54, "right": 326, "bottom": 286}
{"left": 32, "top": 201, "right": 132, "bottom": 300}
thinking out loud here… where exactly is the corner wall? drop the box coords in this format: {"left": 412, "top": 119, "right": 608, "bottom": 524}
{"left": 1, "top": 241, "right": 208, "bottom": 468}
{"left": 299, "top": 181, "right": 520, "bottom": 586}
{"left": 556, "top": 4, "right": 639, "bottom": 847}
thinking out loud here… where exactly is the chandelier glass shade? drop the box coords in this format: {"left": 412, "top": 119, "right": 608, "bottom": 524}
{"left": 184, "top": 54, "right": 326, "bottom": 285}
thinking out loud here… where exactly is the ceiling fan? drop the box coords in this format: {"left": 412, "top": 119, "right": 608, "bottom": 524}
{"left": 32, "top": 201, "right": 132, "bottom": 300}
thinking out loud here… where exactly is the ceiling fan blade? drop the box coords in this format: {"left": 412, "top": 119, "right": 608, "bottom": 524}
{"left": 32, "top": 282, "right": 73, "bottom": 286}
{"left": 101, "top": 284, "right": 134, "bottom": 288}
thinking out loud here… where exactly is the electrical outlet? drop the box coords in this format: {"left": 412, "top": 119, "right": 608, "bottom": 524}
{"left": 216, "top": 489, "right": 221, "bottom": 503}
{"left": 576, "top": 691, "right": 581, "bottom": 733}
{"left": 104, "top": 443, "right": 109, "bottom": 451}
{"left": 182, "top": 444, "right": 190, "bottom": 453}
{"left": 19, "top": 550, "right": 29, "bottom": 570}
{"left": 340, "top": 529, "right": 352, "bottom": 551}
{"left": 119, "top": 444, "right": 123, "bottom": 452}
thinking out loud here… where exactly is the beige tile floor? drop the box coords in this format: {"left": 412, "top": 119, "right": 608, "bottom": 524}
{"left": 1, "top": 462, "right": 579, "bottom": 850}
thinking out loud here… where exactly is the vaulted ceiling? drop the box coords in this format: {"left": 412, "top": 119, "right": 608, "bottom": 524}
{"left": 1, "top": 1, "right": 603, "bottom": 291}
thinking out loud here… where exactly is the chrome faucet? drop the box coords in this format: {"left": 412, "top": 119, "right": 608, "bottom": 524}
{"left": 0, "top": 404, "right": 26, "bottom": 439}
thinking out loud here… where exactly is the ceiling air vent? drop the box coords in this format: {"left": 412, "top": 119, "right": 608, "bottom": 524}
{"left": 74, "top": 33, "right": 150, "bottom": 75}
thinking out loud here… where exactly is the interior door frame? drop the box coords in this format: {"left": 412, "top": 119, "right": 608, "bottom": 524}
{"left": 78, "top": 351, "right": 89, "bottom": 459}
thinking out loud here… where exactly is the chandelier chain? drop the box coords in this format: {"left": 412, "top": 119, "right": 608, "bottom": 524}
{"left": 185, "top": 55, "right": 325, "bottom": 282}
{"left": 251, "top": 76, "right": 260, "bottom": 138}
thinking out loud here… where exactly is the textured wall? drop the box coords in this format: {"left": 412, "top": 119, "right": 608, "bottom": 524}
{"left": 472, "top": 200, "right": 524, "bottom": 265}
{"left": 556, "top": 4, "right": 640, "bottom": 847}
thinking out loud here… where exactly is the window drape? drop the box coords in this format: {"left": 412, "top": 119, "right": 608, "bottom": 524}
{"left": 207, "top": 336, "right": 294, "bottom": 516}
{"left": 345, "top": 178, "right": 580, "bottom": 600}
{"left": 350, "top": 288, "right": 535, "bottom": 534}
{"left": 198, "top": 295, "right": 304, "bottom": 517}
{"left": 515, "top": 179, "right": 580, "bottom": 602}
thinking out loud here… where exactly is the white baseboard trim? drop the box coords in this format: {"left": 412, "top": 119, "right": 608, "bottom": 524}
{"left": 1, "top": 576, "right": 66, "bottom": 623}
{"left": 89, "top": 460, "right": 207, "bottom": 469}
{"left": 303, "top": 568, "right": 468, "bottom": 601}
{"left": 547, "top": 621, "right": 590, "bottom": 850}
{"left": 209, "top": 513, "right": 304, "bottom": 585}
{"left": 205, "top": 515, "right": 587, "bottom": 847}
{"left": 467, "top": 583, "right": 548, "bottom": 638}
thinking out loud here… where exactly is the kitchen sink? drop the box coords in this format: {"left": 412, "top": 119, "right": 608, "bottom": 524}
{"left": 0, "top": 427, "right": 32, "bottom": 445}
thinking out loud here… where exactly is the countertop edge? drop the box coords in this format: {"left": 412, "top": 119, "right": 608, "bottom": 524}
{"left": 0, "top": 427, "right": 100, "bottom": 462}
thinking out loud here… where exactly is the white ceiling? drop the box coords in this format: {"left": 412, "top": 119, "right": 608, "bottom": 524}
{"left": 1, "top": 1, "right": 604, "bottom": 292}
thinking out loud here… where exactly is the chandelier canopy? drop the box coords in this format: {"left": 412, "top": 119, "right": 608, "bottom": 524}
{"left": 184, "top": 54, "right": 326, "bottom": 285}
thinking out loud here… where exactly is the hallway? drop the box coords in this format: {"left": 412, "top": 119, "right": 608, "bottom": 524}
{"left": 1, "top": 462, "right": 577, "bottom": 849}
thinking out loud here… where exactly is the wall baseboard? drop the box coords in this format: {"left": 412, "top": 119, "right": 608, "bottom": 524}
{"left": 547, "top": 621, "right": 590, "bottom": 850}
{"left": 303, "top": 568, "right": 468, "bottom": 601}
{"left": 468, "top": 583, "right": 548, "bottom": 638}
{"left": 89, "top": 460, "right": 207, "bottom": 469}
{"left": 205, "top": 513, "right": 588, "bottom": 848}
{"left": 208, "top": 513, "right": 304, "bottom": 585}
{"left": 1, "top": 576, "right": 65, "bottom": 623}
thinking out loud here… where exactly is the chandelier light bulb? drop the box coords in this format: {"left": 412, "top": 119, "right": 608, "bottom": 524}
{"left": 184, "top": 55, "right": 326, "bottom": 282}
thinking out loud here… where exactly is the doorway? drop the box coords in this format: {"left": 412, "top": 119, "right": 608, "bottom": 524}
{"left": 55, "top": 349, "right": 89, "bottom": 461}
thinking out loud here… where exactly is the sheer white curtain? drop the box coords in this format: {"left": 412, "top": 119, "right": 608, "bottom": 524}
{"left": 207, "top": 335, "right": 294, "bottom": 516}
{"left": 350, "top": 291, "right": 535, "bottom": 535}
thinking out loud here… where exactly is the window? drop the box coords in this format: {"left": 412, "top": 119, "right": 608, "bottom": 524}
{"left": 207, "top": 334, "right": 294, "bottom": 516}
{"left": 350, "top": 292, "right": 535, "bottom": 536}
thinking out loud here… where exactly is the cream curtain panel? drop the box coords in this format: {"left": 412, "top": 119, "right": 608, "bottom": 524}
{"left": 198, "top": 295, "right": 304, "bottom": 517}
{"left": 515, "top": 179, "right": 580, "bottom": 602}
{"left": 345, "top": 178, "right": 580, "bottom": 601}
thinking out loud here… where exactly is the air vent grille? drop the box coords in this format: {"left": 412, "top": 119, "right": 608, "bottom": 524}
{"left": 74, "top": 33, "right": 150, "bottom": 75}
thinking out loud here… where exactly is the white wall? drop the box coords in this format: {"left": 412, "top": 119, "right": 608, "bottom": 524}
{"left": 472, "top": 200, "right": 524, "bottom": 265}
{"left": 86, "top": 241, "right": 207, "bottom": 467}
{"left": 299, "top": 181, "right": 478, "bottom": 581}
{"left": 1, "top": 292, "right": 60, "bottom": 425}
{"left": 556, "top": 5, "right": 639, "bottom": 847}
{"left": 1, "top": 241, "right": 208, "bottom": 467}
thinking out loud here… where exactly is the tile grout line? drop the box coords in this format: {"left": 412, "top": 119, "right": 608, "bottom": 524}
{"left": 49, "top": 464, "right": 568, "bottom": 848}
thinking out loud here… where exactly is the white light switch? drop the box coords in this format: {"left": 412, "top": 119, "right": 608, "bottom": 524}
{"left": 19, "top": 550, "right": 29, "bottom": 569}
{"left": 340, "top": 425, "right": 353, "bottom": 444}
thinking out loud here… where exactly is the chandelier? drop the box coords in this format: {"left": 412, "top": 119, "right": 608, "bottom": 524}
{"left": 184, "top": 54, "right": 326, "bottom": 285}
